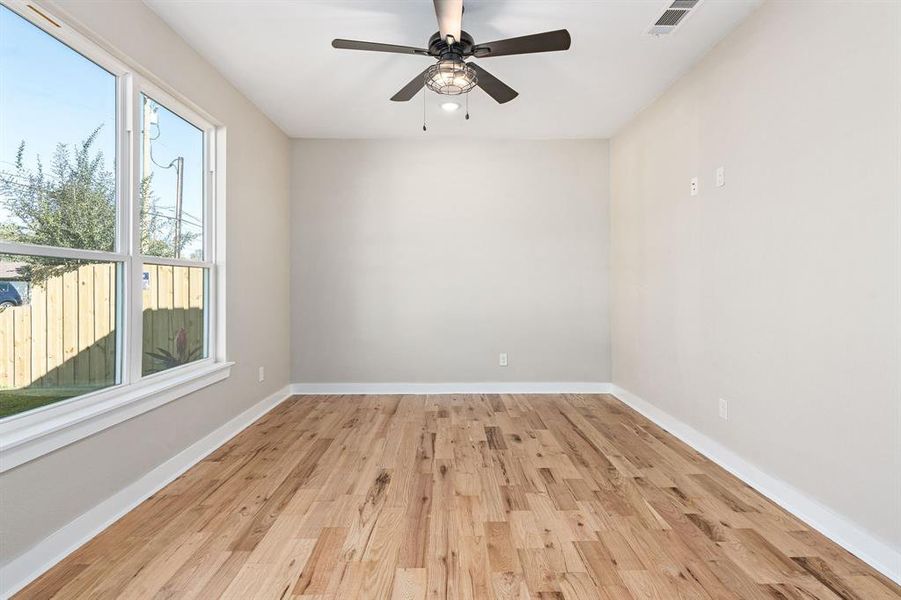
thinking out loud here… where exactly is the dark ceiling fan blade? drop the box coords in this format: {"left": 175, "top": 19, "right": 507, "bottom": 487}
{"left": 433, "top": 0, "right": 463, "bottom": 42}
{"left": 469, "top": 63, "right": 517, "bottom": 104}
{"left": 332, "top": 39, "right": 429, "bottom": 56}
{"left": 470, "top": 29, "right": 571, "bottom": 58}
{"left": 390, "top": 67, "right": 431, "bottom": 101}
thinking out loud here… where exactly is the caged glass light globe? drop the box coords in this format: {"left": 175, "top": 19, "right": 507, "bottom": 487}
{"left": 424, "top": 59, "right": 477, "bottom": 95}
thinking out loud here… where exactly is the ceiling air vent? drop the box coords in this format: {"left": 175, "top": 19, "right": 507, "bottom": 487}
{"left": 649, "top": 0, "right": 701, "bottom": 36}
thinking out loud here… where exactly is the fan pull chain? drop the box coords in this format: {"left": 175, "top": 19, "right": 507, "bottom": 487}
{"left": 465, "top": 91, "right": 470, "bottom": 120}
{"left": 422, "top": 90, "right": 427, "bottom": 132}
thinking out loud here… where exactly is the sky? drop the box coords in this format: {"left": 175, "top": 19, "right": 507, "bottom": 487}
{"left": 0, "top": 4, "right": 204, "bottom": 259}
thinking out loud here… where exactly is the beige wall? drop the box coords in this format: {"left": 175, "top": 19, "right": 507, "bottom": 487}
{"left": 0, "top": 0, "right": 292, "bottom": 565}
{"left": 611, "top": 0, "right": 900, "bottom": 548}
{"left": 291, "top": 139, "right": 610, "bottom": 383}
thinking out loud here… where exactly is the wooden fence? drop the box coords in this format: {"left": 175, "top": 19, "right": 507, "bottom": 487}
{"left": 142, "top": 264, "right": 205, "bottom": 375}
{"left": 0, "top": 263, "right": 204, "bottom": 389}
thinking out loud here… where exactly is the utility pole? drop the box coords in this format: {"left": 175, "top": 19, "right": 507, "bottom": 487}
{"left": 173, "top": 156, "right": 184, "bottom": 257}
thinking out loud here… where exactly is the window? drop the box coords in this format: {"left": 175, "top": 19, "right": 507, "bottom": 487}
{"left": 0, "top": 254, "right": 121, "bottom": 418}
{"left": 0, "top": 4, "right": 117, "bottom": 253}
{"left": 142, "top": 264, "right": 208, "bottom": 376}
{"left": 139, "top": 95, "right": 210, "bottom": 375}
{"left": 0, "top": 2, "right": 224, "bottom": 432}
{"left": 140, "top": 95, "right": 206, "bottom": 260}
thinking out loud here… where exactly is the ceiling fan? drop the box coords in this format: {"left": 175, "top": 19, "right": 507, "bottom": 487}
{"left": 331, "top": 0, "right": 571, "bottom": 105}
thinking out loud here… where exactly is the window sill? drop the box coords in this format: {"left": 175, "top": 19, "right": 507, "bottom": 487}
{"left": 0, "top": 361, "right": 233, "bottom": 473}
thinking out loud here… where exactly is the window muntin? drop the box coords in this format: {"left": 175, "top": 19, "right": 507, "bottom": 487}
{"left": 0, "top": 3, "right": 221, "bottom": 422}
{"left": 0, "top": 4, "right": 118, "bottom": 253}
{"left": 0, "top": 254, "right": 121, "bottom": 418}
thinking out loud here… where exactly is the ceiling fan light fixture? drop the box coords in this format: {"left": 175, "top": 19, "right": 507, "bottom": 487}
{"left": 424, "top": 59, "right": 477, "bottom": 96}
{"left": 441, "top": 101, "right": 460, "bottom": 112}
{"left": 333, "top": 1, "right": 571, "bottom": 108}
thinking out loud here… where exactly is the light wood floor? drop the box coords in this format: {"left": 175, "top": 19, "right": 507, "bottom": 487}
{"left": 15, "top": 394, "right": 900, "bottom": 599}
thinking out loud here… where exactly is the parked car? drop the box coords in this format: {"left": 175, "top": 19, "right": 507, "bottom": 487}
{"left": 0, "top": 282, "right": 23, "bottom": 309}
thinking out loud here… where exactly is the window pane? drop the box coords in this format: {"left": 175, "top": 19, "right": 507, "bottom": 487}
{"left": 142, "top": 264, "right": 207, "bottom": 376}
{"left": 140, "top": 95, "right": 205, "bottom": 260}
{"left": 0, "top": 5, "right": 117, "bottom": 253}
{"left": 0, "top": 254, "right": 121, "bottom": 419}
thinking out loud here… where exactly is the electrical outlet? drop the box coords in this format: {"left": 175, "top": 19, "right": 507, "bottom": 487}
{"left": 715, "top": 167, "right": 725, "bottom": 187}
{"left": 258, "top": 366, "right": 265, "bottom": 383}
{"left": 499, "top": 353, "right": 508, "bottom": 367}
{"left": 690, "top": 177, "right": 699, "bottom": 196}
{"left": 718, "top": 398, "right": 728, "bottom": 420}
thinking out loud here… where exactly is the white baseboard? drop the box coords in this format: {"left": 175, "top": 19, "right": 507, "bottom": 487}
{"left": 290, "top": 382, "right": 613, "bottom": 395}
{"left": 0, "top": 384, "right": 294, "bottom": 600}
{"left": 609, "top": 384, "right": 901, "bottom": 586}
{"left": 6, "top": 383, "right": 896, "bottom": 595}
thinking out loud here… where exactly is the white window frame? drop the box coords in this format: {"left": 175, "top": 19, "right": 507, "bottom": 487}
{"left": 0, "top": 0, "right": 230, "bottom": 473}
{"left": 130, "top": 80, "right": 219, "bottom": 383}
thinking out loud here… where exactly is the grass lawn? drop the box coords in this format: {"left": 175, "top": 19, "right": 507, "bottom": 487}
{"left": 0, "top": 386, "right": 108, "bottom": 419}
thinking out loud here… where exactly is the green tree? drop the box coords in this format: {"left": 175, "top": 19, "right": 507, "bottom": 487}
{"left": 0, "top": 128, "right": 115, "bottom": 283}
{"left": 0, "top": 126, "right": 193, "bottom": 283}
{"left": 140, "top": 174, "right": 173, "bottom": 258}
{"left": 139, "top": 172, "right": 197, "bottom": 259}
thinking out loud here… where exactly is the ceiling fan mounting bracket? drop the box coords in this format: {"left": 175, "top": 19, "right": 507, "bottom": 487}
{"left": 427, "top": 30, "right": 474, "bottom": 60}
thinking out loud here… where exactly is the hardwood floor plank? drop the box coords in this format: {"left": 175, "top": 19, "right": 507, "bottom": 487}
{"left": 292, "top": 527, "right": 347, "bottom": 595}
{"left": 12, "top": 394, "right": 899, "bottom": 600}
{"left": 391, "top": 567, "right": 427, "bottom": 600}
{"left": 485, "top": 521, "right": 520, "bottom": 573}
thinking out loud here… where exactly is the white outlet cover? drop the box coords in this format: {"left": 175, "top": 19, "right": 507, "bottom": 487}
{"left": 499, "top": 353, "right": 508, "bottom": 367}
{"left": 258, "top": 366, "right": 265, "bottom": 382}
{"left": 719, "top": 398, "right": 728, "bottom": 420}
{"left": 690, "top": 177, "right": 699, "bottom": 196}
{"left": 715, "top": 167, "right": 725, "bottom": 187}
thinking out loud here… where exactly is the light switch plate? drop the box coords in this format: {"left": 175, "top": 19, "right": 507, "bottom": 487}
{"left": 716, "top": 167, "right": 725, "bottom": 187}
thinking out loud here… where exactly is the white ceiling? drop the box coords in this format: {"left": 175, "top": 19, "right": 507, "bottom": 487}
{"left": 144, "top": 0, "right": 761, "bottom": 139}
